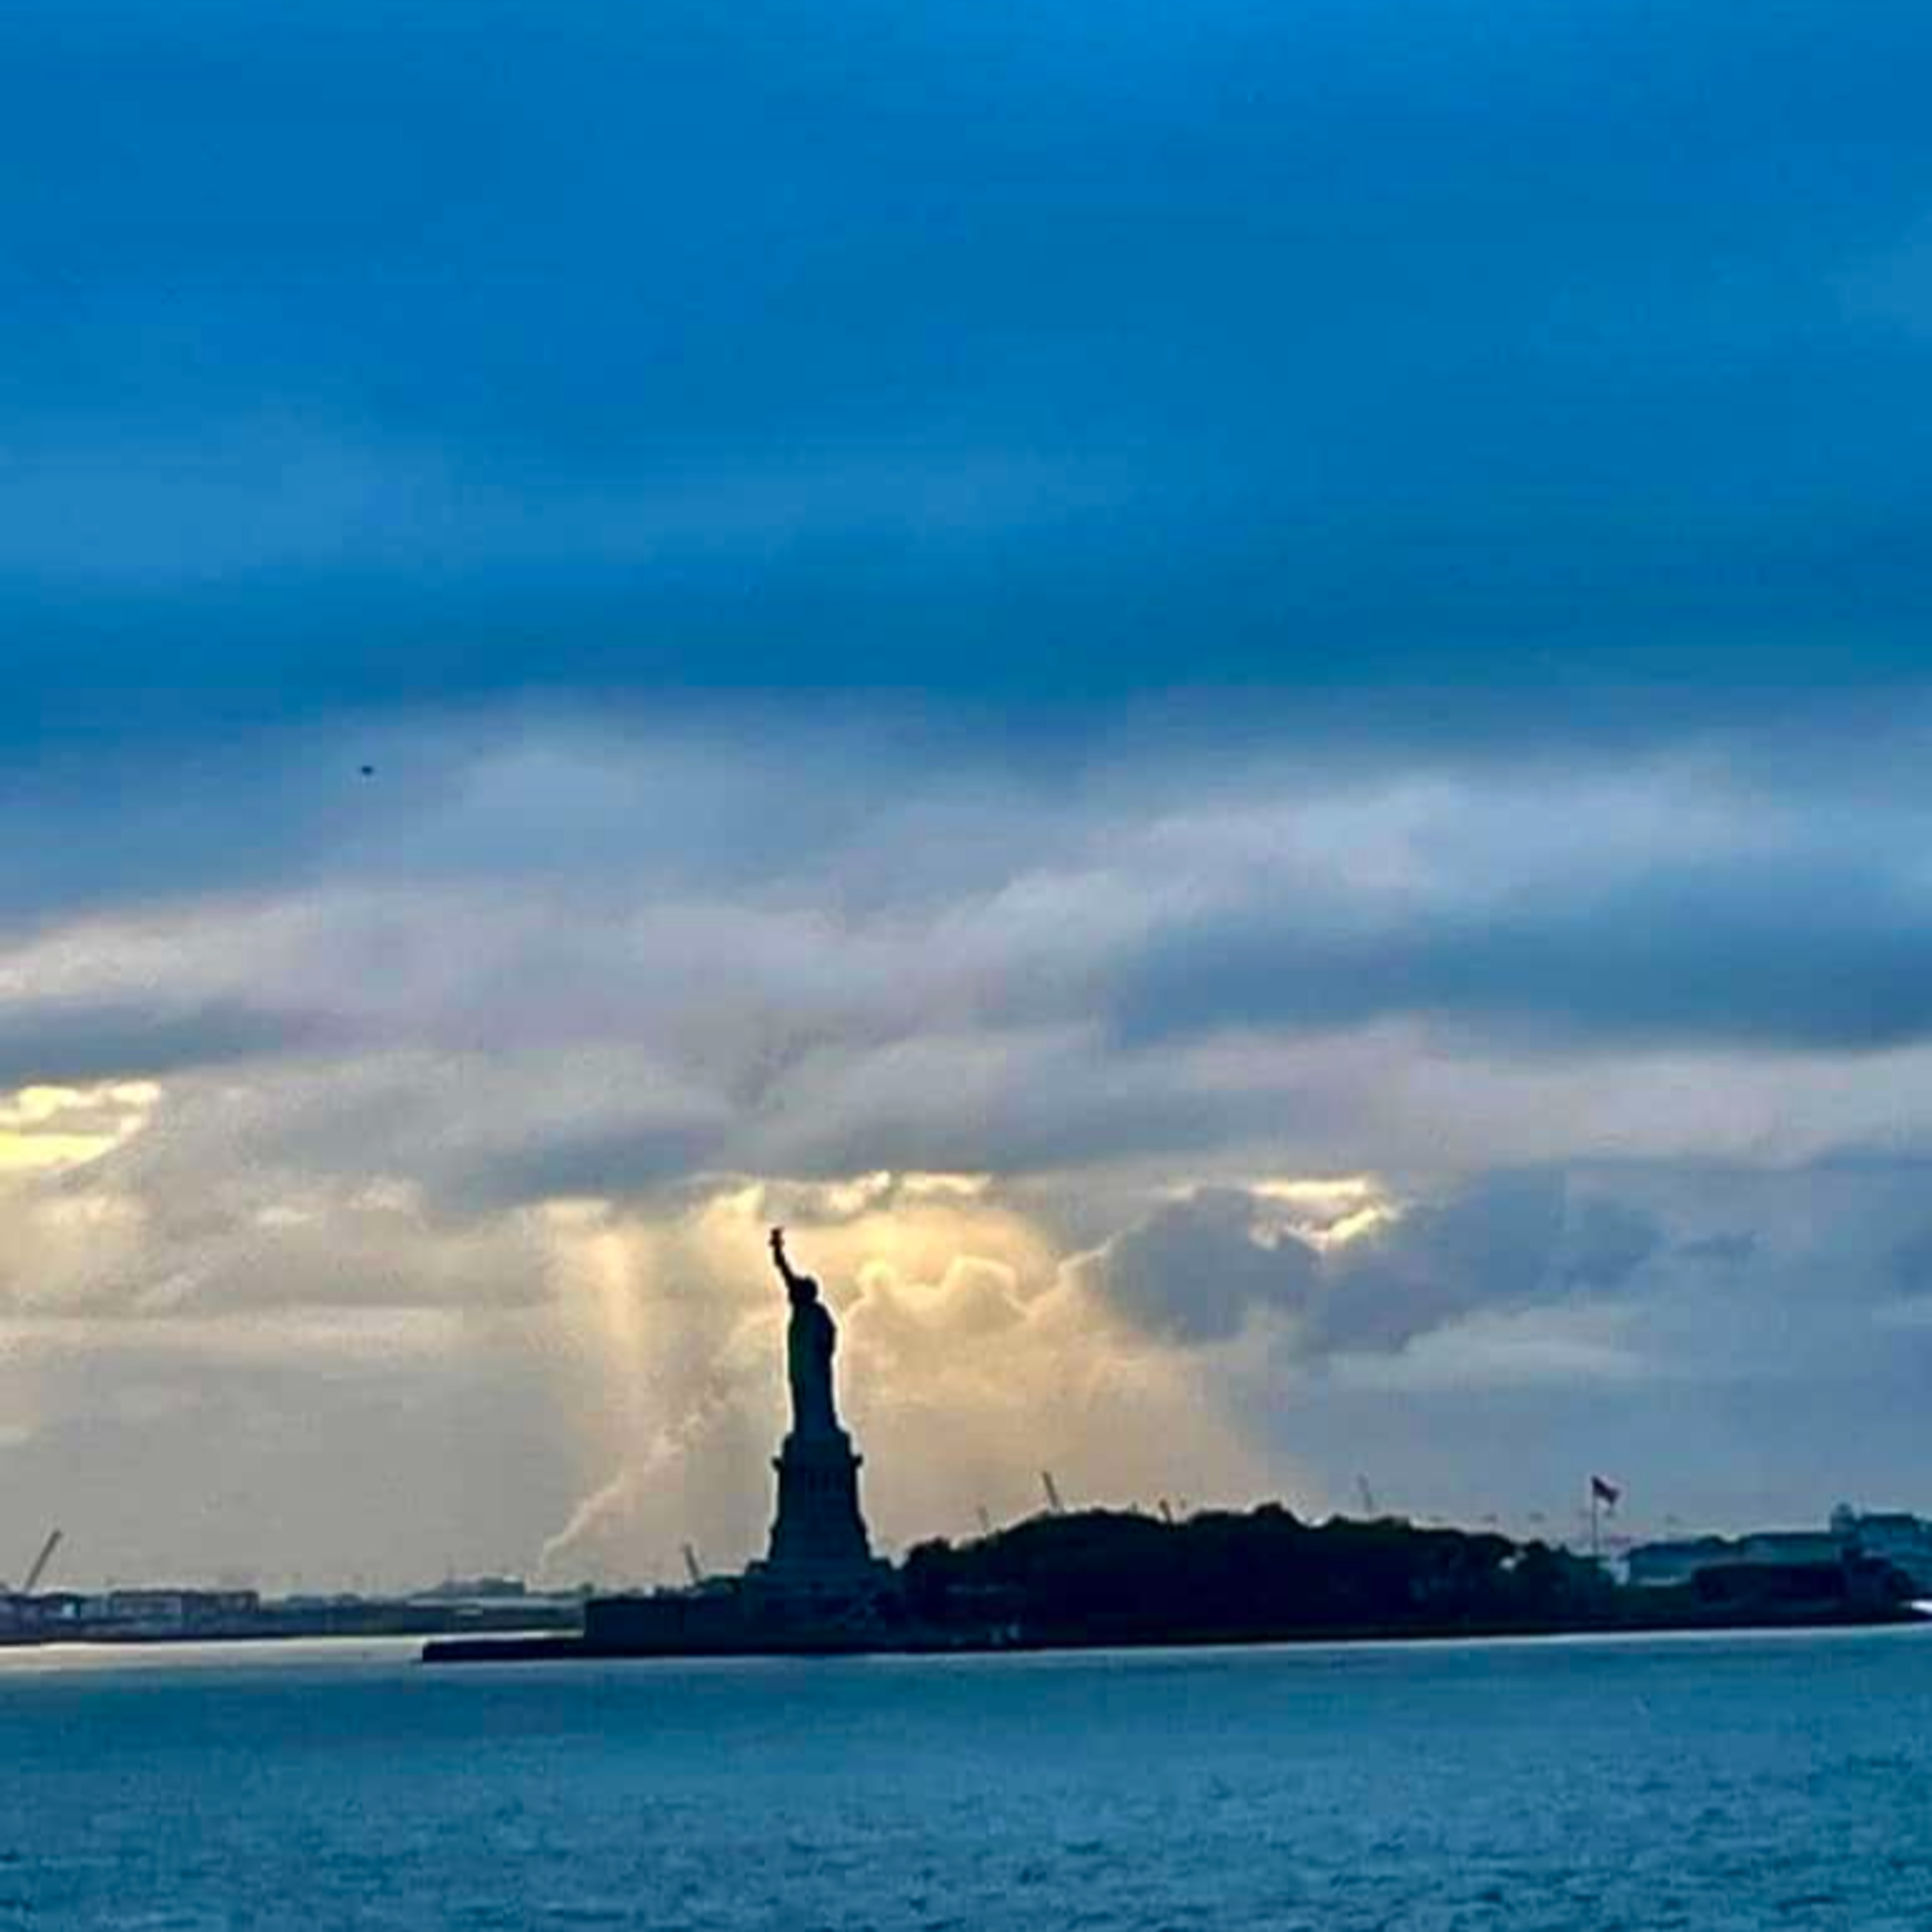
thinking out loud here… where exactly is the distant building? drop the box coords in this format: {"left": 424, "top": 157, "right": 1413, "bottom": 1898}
{"left": 1627, "top": 1531, "right": 1841, "bottom": 1588}
{"left": 417, "top": 1576, "right": 528, "bottom": 1601}
{"left": 1832, "top": 1506, "right": 1932, "bottom": 1592}
{"left": 1628, "top": 1508, "right": 1932, "bottom": 1594}
{"left": 79, "top": 1589, "right": 262, "bottom": 1635}
{"left": 1625, "top": 1537, "right": 1732, "bottom": 1589}
{"left": 0, "top": 1592, "right": 85, "bottom": 1638}
{"left": 1738, "top": 1532, "right": 1843, "bottom": 1567}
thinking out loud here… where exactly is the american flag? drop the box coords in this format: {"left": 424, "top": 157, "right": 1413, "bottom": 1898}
{"left": 1590, "top": 1475, "right": 1621, "bottom": 1508}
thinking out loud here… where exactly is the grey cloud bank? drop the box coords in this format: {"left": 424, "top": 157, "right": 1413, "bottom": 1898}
{"left": 3, "top": 708, "right": 1931, "bottom": 1581}
{"left": 1110, "top": 858, "right": 1932, "bottom": 1053}
{"left": 1091, "top": 1171, "right": 1660, "bottom": 1355}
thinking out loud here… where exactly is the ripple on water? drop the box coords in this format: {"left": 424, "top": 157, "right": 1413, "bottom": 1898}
{"left": 0, "top": 1632, "right": 1929, "bottom": 1929}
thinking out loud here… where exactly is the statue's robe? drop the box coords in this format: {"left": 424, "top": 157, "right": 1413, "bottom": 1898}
{"left": 786, "top": 1291, "right": 839, "bottom": 1438}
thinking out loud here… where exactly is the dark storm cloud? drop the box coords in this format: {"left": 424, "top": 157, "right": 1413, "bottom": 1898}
{"left": 1110, "top": 859, "right": 1932, "bottom": 1053}
{"left": 1316, "top": 1171, "right": 1656, "bottom": 1355}
{"left": 1561, "top": 1196, "right": 1664, "bottom": 1289}
{"left": 1086, "top": 1188, "right": 1320, "bottom": 1344}
{"left": 1091, "top": 1171, "right": 1661, "bottom": 1356}
{"left": 3, "top": 1, "right": 1932, "bottom": 744}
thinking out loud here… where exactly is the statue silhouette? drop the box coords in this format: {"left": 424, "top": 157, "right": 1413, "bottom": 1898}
{"left": 770, "top": 1227, "right": 840, "bottom": 1439}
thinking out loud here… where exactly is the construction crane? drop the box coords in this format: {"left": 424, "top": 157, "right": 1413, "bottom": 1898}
{"left": 681, "top": 1544, "right": 704, "bottom": 1588}
{"left": 21, "top": 1529, "right": 62, "bottom": 1597}
{"left": 1040, "top": 1470, "right": 1065, "bottom": 1516}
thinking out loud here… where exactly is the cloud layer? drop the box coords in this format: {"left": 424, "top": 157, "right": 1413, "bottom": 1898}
{"left": 7, "top": 1, "right": 1932, "bottom": 1585}
{"left": 3, "top": 706, "right": 1931, "bottom": 1585}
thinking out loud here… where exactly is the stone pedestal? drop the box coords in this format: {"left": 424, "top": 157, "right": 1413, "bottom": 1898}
{"left": 747, "top": 1426, "right": 894, "bottom": 1615}
{"left": 764, "top": 1428, "right": 874, "bottom": 1574}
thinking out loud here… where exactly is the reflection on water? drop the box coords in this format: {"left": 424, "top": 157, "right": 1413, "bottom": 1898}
{"left": 0, "top": 1635, "right": 428, "bottom": 1676}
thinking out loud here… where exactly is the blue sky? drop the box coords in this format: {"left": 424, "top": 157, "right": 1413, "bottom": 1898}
{"left": 3, "top": 1, "right": 1932, "bottom": 1587}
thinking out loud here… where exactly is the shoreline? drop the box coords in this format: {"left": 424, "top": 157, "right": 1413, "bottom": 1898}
{"left": 422, "top": 1600, "right": 1927, "bottom": 1665}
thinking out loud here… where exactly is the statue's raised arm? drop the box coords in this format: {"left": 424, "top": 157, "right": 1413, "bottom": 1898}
{"left": 770, "top": 1225, "right": 806, "bottom": 1295}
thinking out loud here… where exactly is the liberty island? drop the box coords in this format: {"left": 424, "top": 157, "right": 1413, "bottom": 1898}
{"left": 424, "top": 1231, "right": 1924, "bottom": 1665}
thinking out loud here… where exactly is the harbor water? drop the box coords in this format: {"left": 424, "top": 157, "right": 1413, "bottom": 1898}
{"left": 5, "top": 1627, "right": 1931, "bottom": 1929}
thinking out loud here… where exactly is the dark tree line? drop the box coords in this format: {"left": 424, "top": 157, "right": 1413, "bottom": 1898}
{"left": 901, "top": 1505, "right": 1615, "bottom": 1643}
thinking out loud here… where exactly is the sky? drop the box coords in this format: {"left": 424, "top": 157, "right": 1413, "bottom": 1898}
{"left": 5, "top": 0, "right": 1932, "bottom": 1591}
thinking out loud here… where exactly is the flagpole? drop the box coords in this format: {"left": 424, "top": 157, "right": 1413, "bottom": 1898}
{"left": 1589, "top": 1483, "right": 1600, "bottom": 1564}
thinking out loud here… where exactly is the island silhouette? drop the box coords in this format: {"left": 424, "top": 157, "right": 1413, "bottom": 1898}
{"left": 426, "top": 1233, "right": 1922, "bottom": 1664}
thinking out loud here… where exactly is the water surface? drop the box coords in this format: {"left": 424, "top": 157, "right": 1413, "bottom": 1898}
{"left": 5, "top": 1628, "right": 1930, "bottom": 1929}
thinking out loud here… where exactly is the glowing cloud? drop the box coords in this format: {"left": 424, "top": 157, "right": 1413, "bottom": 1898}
{"left": 0, "top": 1082, "right": 159, "bottom": 1174}
{"left": 526, "top": 1171, "right": 1294, "bottom": 1582}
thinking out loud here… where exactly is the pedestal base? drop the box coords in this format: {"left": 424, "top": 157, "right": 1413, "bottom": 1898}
{"left": 746, "top": 1428, "right": 894, "bottom": 1615}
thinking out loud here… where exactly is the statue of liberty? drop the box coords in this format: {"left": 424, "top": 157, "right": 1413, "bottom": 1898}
{"left": 769, "top": 1227, "right": 840, "bottom": 1439}
{"left": 755, "top": 1226, "right": 883, "bottom": 1595}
